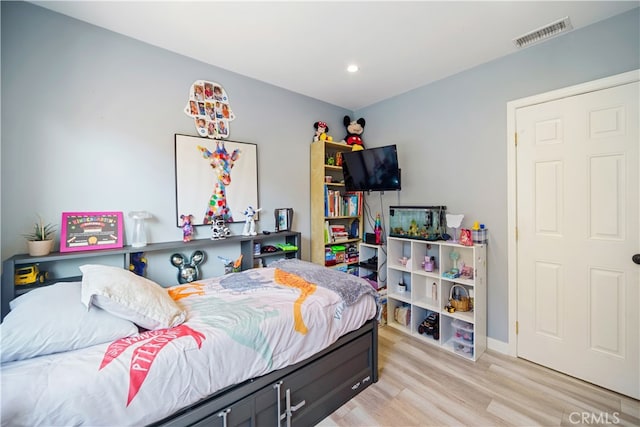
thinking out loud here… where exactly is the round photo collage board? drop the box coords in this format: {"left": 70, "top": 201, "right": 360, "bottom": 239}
{"left": 184, "top": 80, "right": 235, "bottom": 139}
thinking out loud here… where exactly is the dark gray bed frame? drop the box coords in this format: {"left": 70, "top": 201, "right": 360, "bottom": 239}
{"left": 151, "top": 318, "right": 378, "bottom": 427}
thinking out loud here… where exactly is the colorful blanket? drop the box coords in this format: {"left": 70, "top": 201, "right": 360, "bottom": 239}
{"left": 1, "top": 265, "right": 376, "bottom": 426}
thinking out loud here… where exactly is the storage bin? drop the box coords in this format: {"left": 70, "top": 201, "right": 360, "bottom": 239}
{"left": 394, "top": 305, "right": 411, "bottom": 326}
{"left": 472, "top": 228, "right": 488, "bottom": 244}
{"left": 452, "top": 319, "right": 474, "bottom": 343}
{"left": 453, "top": 340, "right": 474, "bottom": 357}
{"left": 389, "top": 206, "right": 447, "bottom": 241}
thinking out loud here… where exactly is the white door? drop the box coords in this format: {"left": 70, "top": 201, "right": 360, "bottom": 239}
{"left": 516, "top": 81, "right": 639, "bottom": 399}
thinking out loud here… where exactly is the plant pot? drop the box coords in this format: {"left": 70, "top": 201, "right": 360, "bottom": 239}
{"left": 27, "top": 240, "right": 54, "bottom": 257}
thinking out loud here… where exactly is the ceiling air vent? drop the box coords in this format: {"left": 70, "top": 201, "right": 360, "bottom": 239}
{"left": 513, "top": 16, "right": 573, "bottom": 48}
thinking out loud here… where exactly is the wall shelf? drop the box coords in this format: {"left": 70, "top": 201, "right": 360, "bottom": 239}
{"left": 2, "top": 231, "right": 300, "bottom": 320}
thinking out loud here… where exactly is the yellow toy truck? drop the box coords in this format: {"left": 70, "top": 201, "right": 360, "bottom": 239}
{"left": 15, "top": 264, "right": 49, "bottom": 285}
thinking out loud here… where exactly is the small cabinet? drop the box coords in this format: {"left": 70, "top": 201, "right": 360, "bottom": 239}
{"left": 386, "top": 236, "right": 486, "bottom": 361}
{"left": 358, "top": 242, "right": 386, "bottom": 291}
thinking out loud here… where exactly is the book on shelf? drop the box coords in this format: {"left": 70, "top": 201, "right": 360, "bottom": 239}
{"left": 328, "top": 224, "right": 349, "bottom": 242}
{"left": 324, "top": 190, "right": 363, "bottom": 217}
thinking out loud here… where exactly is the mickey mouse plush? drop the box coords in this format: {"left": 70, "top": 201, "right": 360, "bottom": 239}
{"left": 342, "top": 115, "right": 365, "bottom": 148}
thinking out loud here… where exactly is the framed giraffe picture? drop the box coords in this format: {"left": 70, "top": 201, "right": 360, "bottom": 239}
{"left": 175, "top": 134, "right": 259, "bottom": 227}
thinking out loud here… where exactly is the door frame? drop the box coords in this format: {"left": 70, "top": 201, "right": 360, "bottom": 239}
{"left": 506, "top": 69, "right": 639, "bottom": 357}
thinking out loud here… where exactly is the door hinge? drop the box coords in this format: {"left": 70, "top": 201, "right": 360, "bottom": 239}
{"left": 516, "top": 321, "right": 519, "bottom": 335}
{"left": 515, "top": 132, "right": 518, "bottom": 146}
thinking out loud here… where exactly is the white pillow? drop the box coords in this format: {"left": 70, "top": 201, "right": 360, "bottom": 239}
{"left": 80, "top": 264, "right": 186, "bottom": 330}
{"left": 1, "top": 282, "right": 138, "bottom": 363}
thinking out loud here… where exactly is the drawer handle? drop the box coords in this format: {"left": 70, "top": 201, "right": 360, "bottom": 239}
{"left": 351, "top": 381, "right": 361, "bottom": 390}
{"left": 217, "top": 408, "right": 231, "bottom": 427}
{"left": 285, "top": 388, "right": 306, "bottom": 427}
{"left": 273, "top": 381, "right": 285, "bottom": 427}
{"left": 362, "top": 375, "right": 371, "bottom": 383}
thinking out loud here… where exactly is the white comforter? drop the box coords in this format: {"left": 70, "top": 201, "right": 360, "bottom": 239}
{"left": 1, "top": 266, "right": 376, "bottom": 426}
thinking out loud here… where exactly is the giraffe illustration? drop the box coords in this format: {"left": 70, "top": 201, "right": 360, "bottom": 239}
{"left": 198, "top": 142, "right": 241, "bottom": 224}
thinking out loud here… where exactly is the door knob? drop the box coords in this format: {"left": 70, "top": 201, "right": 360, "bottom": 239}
{"left": 633, "top": 254, "right": 640, "bottom": 265}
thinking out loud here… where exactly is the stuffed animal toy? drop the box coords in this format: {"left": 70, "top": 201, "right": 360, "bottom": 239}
{"left": 313, "top": 121, "right": 333, "bottom": 142}
{"left": 170, "top": 250, "right": 205, "bottom": 284}
{"left": 129, "top": 252, "right": 147, "bottom": 277}
{"left": 180, "top": 214, "right": 195, "bottom": 242}
{"left": 242, "top": 205, "right": 262, "bottom": 236}
{"left": 313, "top": 121, "right": 328, "bottom": 142}
{"left": 342, "top": 115, "right": 365, "bottom": 148}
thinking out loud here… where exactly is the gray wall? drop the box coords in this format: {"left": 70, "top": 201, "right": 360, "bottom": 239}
{"left": 355, "top": 7, "right": 640, "bottom": 342}
{"left": 2, "top": 2, "right": 638, "bottom": 344}
{"left": 1, "top": 1, "right": 349, "bottom": 281}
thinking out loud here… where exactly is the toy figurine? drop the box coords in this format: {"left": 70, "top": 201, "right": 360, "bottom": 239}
{"left": 129, "top": 252, "right": 148, "bottom": 277}
{"left": 418, "top": 312, "right": 439, "bottom": 340}
{"left": 218, "top": 254, "right": 243, "bottom": 274}
{"left": 242, "top": 206, "right": 262, "bottom": 236}
{"left": 313, "top": 121, "right": 333, "bottom": 142}
{"left": 170, "top": 250, "right": 205, "bottom": 284}
{"left": 211, "top": 215, "right": 231, "bottom": 240}
{"left": 180, "top": 214, "right": 195, "bottom": 242}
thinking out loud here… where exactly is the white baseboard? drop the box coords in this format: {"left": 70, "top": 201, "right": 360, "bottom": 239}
{"left": 487, "top": 337, "right": 511, "bottom": 355}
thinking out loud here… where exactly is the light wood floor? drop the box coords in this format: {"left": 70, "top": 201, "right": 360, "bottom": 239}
{"left": 317, "top": 326, "right": 639, "bottom": 427}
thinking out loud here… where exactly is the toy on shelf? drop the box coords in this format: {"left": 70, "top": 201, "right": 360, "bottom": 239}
{"left": 422, "top": 256, "right": 436, "bottom": 272}
{"left": 211, "top": 215, "right": 231, "bottom": 240}
{"left": 218, "top": 254, "right": 242, "bottom": 274}
{"left": 313, "top": 121, "right": 333, "bottom": 142}
{"left": 442, "top": 249, "right": 461, "bottom": 278}
{"left": 275, "top": 243, "right": 298, "bottom": 251}
{"left": 418, "top": 312, "right": 439, "bottom": 340}
{"left": 180, "top": 214, "right": 195, "bottom": 242}
{"left": 459, "top": 228, "right": 473, "bottom": 246}
{"left": 170, "top": 250, "right": 205, "bottom": 284}
{"left": 129, "top": 252, "right": 147, "bottom": 277}
{"left": 14, "top": 264, "right": 48, "bottom": 285}
{"left": 242, "top": 206, "right": 262, "bottom": 236}
{"left": 342, "top": 115, "right": 365, "bottom": 149}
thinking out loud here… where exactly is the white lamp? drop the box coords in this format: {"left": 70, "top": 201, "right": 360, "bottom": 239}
{"left": 129, "top": 211, "right": 152, "bottom": 248}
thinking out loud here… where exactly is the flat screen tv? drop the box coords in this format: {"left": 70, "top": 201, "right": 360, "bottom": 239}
{"left": 341, "top": 144, "right": 401, "bottom": 192}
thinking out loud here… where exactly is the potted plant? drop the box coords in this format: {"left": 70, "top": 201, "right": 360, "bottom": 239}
{"left": 24, "top": 215, "right": 56, "bottom": 256}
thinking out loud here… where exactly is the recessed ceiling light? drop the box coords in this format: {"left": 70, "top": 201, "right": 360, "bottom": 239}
{"left": 347, "top": 64, "right": 359, "bottom": 73}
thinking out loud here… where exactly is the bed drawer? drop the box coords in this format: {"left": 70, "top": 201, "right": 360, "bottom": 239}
{"left": 254, "top": 331, "right": 374, "bottom": 426}
{"left": 153, "top": 320, "right": 377, "bottom": 427}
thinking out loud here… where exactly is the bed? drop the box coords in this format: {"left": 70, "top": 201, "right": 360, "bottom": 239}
{"left": 0, "top": 258, "right": 379, "bottom": 426}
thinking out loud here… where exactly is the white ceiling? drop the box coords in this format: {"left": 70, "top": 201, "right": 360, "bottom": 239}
{"left": 31, "top": 1, "right": 639, "bottom": 110}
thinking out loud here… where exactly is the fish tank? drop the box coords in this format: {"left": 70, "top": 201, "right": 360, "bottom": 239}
{"left": 389, "top": 206, "right": 447, "bottom": 241}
